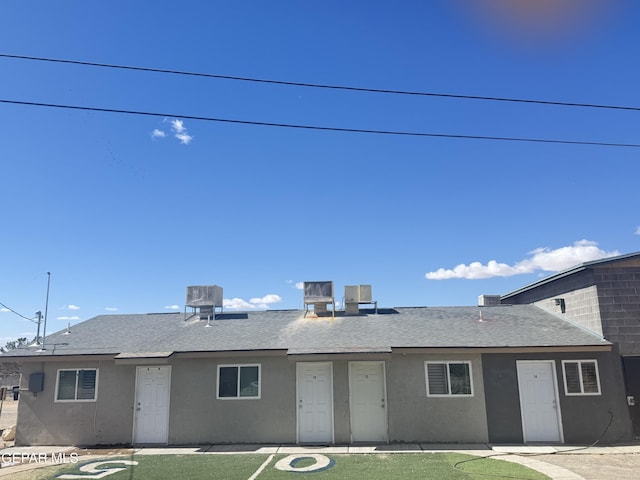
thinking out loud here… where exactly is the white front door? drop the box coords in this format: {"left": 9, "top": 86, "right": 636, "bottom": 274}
{"left": 297, "top": 362, "right": 334, "bottom": 444}
{"left": 134, "top": 366, "right": 171, "bottom": 444}
{"left": 517, "top": 361, "right": 563, "bottom": 443}
{"left": 349, "top": 361, "right": 387, "bottom": 442}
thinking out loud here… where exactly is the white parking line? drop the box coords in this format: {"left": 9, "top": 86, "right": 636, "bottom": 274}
{"left": 247, "top": 454, "right": 274, "bottom": 480}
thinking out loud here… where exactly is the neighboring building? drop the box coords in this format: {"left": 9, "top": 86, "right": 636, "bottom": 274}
{"left": 2, "top": 300, "right": 632, "bottom": 446}
{"left": 500, "top": 251, "right": 640, "bottom": 438}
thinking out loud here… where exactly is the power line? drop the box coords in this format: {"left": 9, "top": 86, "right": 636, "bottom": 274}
{"left": 0, "top": 301, "right": 36, "bottom": 323}
{"left": 2, "top": 53, "right": 640, "bottom": 112}
{"left": 2, "top": 98, "right": 639, "bottom": 148}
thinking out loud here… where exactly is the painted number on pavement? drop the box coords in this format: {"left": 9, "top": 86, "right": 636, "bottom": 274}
{"left": 274, "top": 454, "right": 334, "bottom": 473}
{"left": 57, "top": 460, "right": 139, "bottom": 479}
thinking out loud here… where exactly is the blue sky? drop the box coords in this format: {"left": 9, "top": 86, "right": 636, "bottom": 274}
{"left": 1, "top": 1, "right": 639, "bottom": 344}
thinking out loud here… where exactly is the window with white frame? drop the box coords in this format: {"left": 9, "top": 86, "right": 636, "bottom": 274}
{"left": 425, "top": 361, "right": 473, "bottom": 397}
{"left": 55, "top": 369, "right": 98, "bottom": 401}
{"left": 217, "top": 364, "right": 261, "bottom": 399}
{"left": 562, "top": 360, "right": 601, "bottom": 395}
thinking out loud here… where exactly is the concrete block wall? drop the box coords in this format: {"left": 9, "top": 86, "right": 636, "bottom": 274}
{"left": 593, "top": 267, "right": 640, "bottom": 355}
{"left": 533, "top": 285, "right": 603, "bottom": 335}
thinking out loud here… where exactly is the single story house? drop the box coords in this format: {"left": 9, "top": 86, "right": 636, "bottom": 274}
{"left": 3, "top": 302, "right": 633, "bottom": 446}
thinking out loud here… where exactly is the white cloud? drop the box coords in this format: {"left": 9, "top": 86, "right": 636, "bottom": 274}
{"left": 635, "top": 226, "right": 640, "bottom": 235}
{"left": 223, "top": 298, "right": 254, "bottom": 310}
{"left": 295, "top": 282, "right": 304, "bottom": 290}
{"left": 249, "top": 294, "right": 281, "bottom": 304}
{"left": 153, "top": 119, "right": 193, "bottom": 145}
{"left": 105, "top": 307, "right": 118, "bottom": 312}
{"left": 175, "top": 132, "right": 193, "bottom": 145}
{"left": 67, "top": 304, "right": 80, "bottom": 310}
{"left": 57, "top": 316, "right": 80, "bottom": 321}
{"left": 170, "top": 119, "right": 186, "bottom": 134}
{"left": 164, "top": 305, "right": 180, "bottom": 310}
{"left": 224, "top": 294, "right": 283, "bottom": 310}
{"left": 425, "top": 240, "right": 619, "bottom": 280}
{"left": 249, "top": 294, "right": 282, "bottom": 309}
{"left": 171, "top": 119, "right": 193, "bottom": 144}
{"left": 0, "top": 307, "right": 9, "bottom": 313}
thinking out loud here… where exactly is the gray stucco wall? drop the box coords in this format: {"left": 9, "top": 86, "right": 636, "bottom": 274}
{"left": 15, "top": 352, "right": 491, "bottom": 446}
{"left": 331, "top": 361, "right": 351, "bottom": 443}
{"left": 168, "top": 356, "right": 296, "bottom": 444}
{"left": 482, "top": 351, "right": 633, "bottom": 444}
{"left": 16, "top": 359, "right": 135, "bottom": 446}
{"left": 386, "top": 353, "right": 488, "bottom": 443}
{"left": 165, "top": 354, "right": 489, "bottom": 444}
{"left": 27, "top": 351, "right": 630, "bottom": 446}
{"left": 481, "top": 354, "right": 523, "bottom": 443}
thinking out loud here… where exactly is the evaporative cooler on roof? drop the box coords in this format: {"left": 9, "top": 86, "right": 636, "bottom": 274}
{"left": 344, "top": 284, "right": 377, "bottom": 315}
{"left": 186, "top": 285, "right": 223, "bottom": 319}
{"left": 303, "top": 281, "right": 335, "bottom": 317}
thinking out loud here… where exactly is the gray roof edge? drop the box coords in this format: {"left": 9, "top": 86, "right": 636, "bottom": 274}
{"left": 0, "top": 352, "right": 118, "bottom": 360}
{"left": 501, "top": 251, "right": 640, "bottom": 299}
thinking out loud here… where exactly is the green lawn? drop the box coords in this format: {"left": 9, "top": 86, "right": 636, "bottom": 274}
{"left": 6, "top": 453, "right": 550, "bottom": 480}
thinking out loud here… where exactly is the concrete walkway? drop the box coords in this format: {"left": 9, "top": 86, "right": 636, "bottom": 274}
{"left": 3, "top": 443, "right": 640, "bottom": 479}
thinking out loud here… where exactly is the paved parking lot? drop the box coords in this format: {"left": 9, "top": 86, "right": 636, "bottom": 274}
{"left": 529, "top": 451, "right": 640, "bottom": 480}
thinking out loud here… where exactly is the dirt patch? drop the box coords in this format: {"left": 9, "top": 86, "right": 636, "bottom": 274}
{"left": 534, "top": 453, "right": 640, "bottom": 480}
{"left": 0, "top": 400, "right": 17, "bottom": 447}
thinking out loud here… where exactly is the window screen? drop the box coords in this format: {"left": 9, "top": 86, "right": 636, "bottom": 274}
{"left": 77, "top": 370, "right": 97, "bottom": 400}
{"left": 427, "top": 364, "right": 448, "bottom": 395}
{"left": 580, "top": 362, "right": 599, "bottom": 393}
{"left": 426, "top": 361, "right": 472, "bottom": 397}
{"left": 564, "top": 362, "right": 581, "bottom": 394}
{"left": 563, "top": 360, "right": 601, "bottom": 395}
{"left": 56, "top": 369, "right": 97, "bottom": 401}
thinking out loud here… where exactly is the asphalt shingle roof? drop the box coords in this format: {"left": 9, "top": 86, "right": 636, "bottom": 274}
{"left": 2, "top": 305, "right": 609, "bottom": 358}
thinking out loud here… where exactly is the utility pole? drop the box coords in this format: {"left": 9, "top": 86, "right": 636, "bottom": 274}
{"left": 39, "top": 272, "right": 51, "bottom": 352}
{"left": 35, "top": 310, "right": 42, "bottom": 345}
